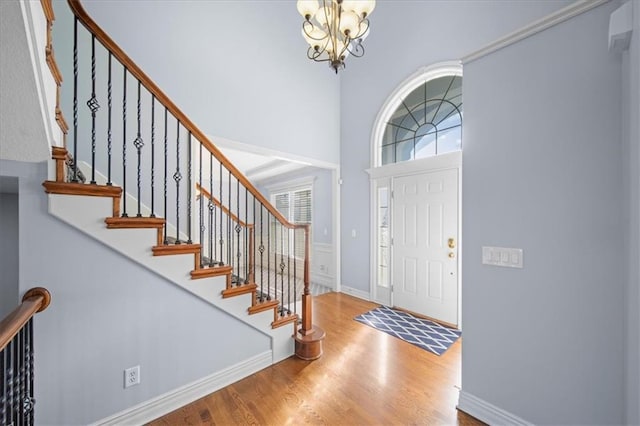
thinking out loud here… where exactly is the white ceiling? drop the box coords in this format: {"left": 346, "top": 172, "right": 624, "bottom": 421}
{"left": 219, "top": 146, "right": 309, "bottom": 183}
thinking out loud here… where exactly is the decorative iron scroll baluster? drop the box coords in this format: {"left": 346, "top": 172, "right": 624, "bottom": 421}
{"left": 163, "top": 108, "right": 168, "bottom": 244}
{"left": 134, "top": 81, "right": 144, "bottom": 217}
{"left": 0, "top": 322, "right": 37, "bottom": 425}
{"left": 106, "top": 53, "right": 112, "bottom": 186}
{"left": 293, "top": 228, "right": 297, "bottom": 313}
{"left": 228, "top": 170, "right": 232, "bottom": 272}
{"left": 87, "top": 34, "right": 99, "bottom": 184}
{"left": 219, "top": 163, "right": 224, "bottom": 266}
{"left": 245, "top": 188, "right": 249, "bottom": 283}
{"left": 121, "top": 67, "right": 128, "bottom": 217}
{"left": 209, "top": 155, "right": 215, "bottom": 266}
{"left": 150, "top": 95, "right": 156, "bottom": 217}
{"left": 259, "top": 205, "right": 264, "bottom": 301}
{"left": 7, "top": 341, "right": 14, "bottom": 425}
{"left": 174, "top": 121, "right": 182, "bottom": 244}
{"left": 236, "top": 178, "right": 241, "bottom": 283}
{"left": 71, "top": 17, "right": 79, "bottom": 183}
{"left": 267, "top": 212, "right": 271, "bottom": 300}
{"left": 1, "top": 341, "right": 5, "bottom": 425}
{"left": 187, "top": 133, "right": 192, "bottom": 244}
{"left": 280, "top": 225, "right": 285, "bottom": 316}
{"left": 287, "top": 228, "right": 291, "bottom": 314}
{"left": 199, "top": 143, "right": 203, "bottom": 268}
{"left": 26, "top": 320, "right": 34, "bottom": 423}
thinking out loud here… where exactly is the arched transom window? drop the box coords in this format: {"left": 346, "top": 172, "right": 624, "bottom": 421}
{"left": 380, "top": 74, "right": 462, "bottom": 165}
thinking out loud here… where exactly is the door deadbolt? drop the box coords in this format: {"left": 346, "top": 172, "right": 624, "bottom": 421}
{"left": 448, "top": 238, "right": 456, "bottom": 249}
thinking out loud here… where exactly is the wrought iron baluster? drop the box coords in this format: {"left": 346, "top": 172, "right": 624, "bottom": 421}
{"left": 245, "top": 188, "right": 249, "bottom": 283}
{"left": 26, "top": 319, "right": 34, "bottom": 423}
{"left": 267, "top": 211, "right": 271, "bottom": 300}
{"left": 199, "top": 143, "right": 203, "bottom": 268}
{"left": 228, "top": 170, "right": 232, "bottom": 273}
{"left": 174, "top": 121, "right": 182, "bottom": 244}
{"left": 163, "top": 108, "right": 168, "bottom": 244}
{"left": 293, "top": 227, "right": 297, "bottom": 314}
{"left": 236, "top": 178, "right": 241, "bottom": 283}
{"left": 106, "top": 53, "right": 112, "bottom": 186}
{"left": 121, "top": 67, "right": 128, "bottom": 217}
{"left": 187, "top": 133, "right": 193, "bottom": 244}
{"left": 87, "top": 34, "right": 99, "bottom": 184}
{"left": 219, "top": 163, "right": 224, "bottom": 265}
{"left": 150, "top": 95, "right": 156, "bottom": 217}
{"left": 134, "top": 81, "right": 144, "bottom": 217}
{"left": 287, "top": 227, "right": 291, "bottom": 315}
{"left": 209, "top": 154, "right": 215, "bottom": 266}
{"left": 7, "top": 339, "right": 19, "bottom": 424}
{"left": 259, "top": 204, "right": 264, "bottom": 301}
{"left": 18, "top": 327, "right": 25, "bottom": 424}
{"left": 280, "top": 224, "right": 285, "bottom": 316}
{"left": 1, "top": 343, "right": 6, "bottom": 425}
{"left": 72, "top": 17, "right": 79, "bottom": 183}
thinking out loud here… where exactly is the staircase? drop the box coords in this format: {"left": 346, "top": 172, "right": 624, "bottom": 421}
{"left": 39, "top": 0, "right": 325, "bottom": 363}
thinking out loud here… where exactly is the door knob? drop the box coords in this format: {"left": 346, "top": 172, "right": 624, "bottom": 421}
{"left": 448, "top": 238, "right": 456, "bottom": 249}
{"left": 448, "top": 252, "right": 455, "bottom": 258}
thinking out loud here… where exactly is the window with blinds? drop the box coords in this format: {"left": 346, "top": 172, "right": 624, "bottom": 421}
{"left": 271, "top": 187, "right": 312, "bottom": 259}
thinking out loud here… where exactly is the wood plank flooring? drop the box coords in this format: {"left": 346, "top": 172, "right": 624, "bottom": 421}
{"left": 149, "top": 292, "right": 483, "bottom": 425}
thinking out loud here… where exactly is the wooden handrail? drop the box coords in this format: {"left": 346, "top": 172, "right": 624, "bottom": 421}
{"left": 0, "top": 287, "right": 51, "bottom": 351}
{"left": 196, "top": 183, "right": 252, "bottom": 229}
{"left": 67, "top": 0, "right": 304, "bottom": 232}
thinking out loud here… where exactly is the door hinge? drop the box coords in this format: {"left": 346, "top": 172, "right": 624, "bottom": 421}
{"left": 391, "top": 190, "right": 394, "bottom": 199}
{"left": 391, "top": 237, "right": 394, "bottom": 246}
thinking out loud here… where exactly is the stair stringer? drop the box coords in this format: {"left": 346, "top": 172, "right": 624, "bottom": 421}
{"left": 47, "top": 193, "right": 295, "bottom": 363}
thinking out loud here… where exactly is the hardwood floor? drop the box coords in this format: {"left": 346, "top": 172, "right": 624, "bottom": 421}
{"left": 149, "top": 292, "right": 483, "bottom": 425}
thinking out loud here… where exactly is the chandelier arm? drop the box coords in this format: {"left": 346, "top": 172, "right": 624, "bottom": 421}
{"left": 355, "top": 18, "right": 370, "bottom": 40}
{"left": 302, "top": 20, "right": 315, "bottom": 39}
{"left": 345, "top": 39, "right": 365, "bottom": 58}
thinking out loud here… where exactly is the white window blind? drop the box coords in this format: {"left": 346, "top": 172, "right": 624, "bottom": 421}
{"left": 271, "top": 187, "right": 312, "bottom": 259}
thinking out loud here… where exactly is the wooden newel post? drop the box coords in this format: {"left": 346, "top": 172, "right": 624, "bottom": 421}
{"left": 294, "top": 224, "right": 325, "bottom": 360}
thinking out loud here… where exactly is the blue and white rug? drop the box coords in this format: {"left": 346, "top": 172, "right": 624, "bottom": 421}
{"left": 354, "top": 306, "right": 461, "bottom": 356}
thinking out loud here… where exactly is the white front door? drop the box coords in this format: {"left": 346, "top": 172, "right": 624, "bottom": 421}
{"left": 392, "top": 168, "right": 458, "bottom": 325}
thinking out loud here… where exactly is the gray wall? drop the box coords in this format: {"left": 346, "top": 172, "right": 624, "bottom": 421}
{"left": 0, "top": 191, "right": 19, "bottom": 319}
{"left": 461, "top": 3, "right": 624, "bottom": 424}
{"left": 4, "top": 160, "right": 270, "bottom": 424}
{"left": 257, "top": 167, "right": 333, "bottom": 245}
{"left": 54, "top": 0, "right": 340, "bottom": 165}
{"left": 339, "top": 0, "right": 572, "bottom": 293}
{"left": 622, "top": 1, "right": 640, "bottom": 424}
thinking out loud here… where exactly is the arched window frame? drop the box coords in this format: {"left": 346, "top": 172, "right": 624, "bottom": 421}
{"left": 370, "top": 61, "right": 463, "bottom": 169}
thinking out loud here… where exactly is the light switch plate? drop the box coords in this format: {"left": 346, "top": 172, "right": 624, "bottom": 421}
{"left": 482, "top": 246, "right": 523, "bottom": 268}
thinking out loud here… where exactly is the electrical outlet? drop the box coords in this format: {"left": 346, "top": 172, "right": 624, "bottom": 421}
{"left": 124, "top": 365, "right": 140, "bottom": 388}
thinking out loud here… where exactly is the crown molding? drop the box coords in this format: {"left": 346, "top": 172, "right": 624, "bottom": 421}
{"left": 462, "top": 0, "right": 610, "bottom": 64}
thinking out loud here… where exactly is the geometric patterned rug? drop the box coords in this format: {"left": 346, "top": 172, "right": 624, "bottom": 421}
{"left": 354, "top": 305, "right": 461, "bottom": 356}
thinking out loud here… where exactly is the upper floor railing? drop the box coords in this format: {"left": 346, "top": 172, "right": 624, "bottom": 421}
{"left": 1, "top": 287, "right": 52, "bottom": 425}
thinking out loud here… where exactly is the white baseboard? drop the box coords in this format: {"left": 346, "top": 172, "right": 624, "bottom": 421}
{"left": 340, "top": 286, "right": 370, "bottom": 301}
{"left": 92, "top": 351, "right": 272, "bottom": 426}
{"left": 457, "top": 390, "right": 532, "bottom": 426}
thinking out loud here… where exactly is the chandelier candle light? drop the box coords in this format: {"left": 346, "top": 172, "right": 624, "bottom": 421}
{"left": 297, "top": 0, "right": 376, "bottom": 73}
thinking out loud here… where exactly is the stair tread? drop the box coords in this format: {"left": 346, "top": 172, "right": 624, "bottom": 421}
{"left": 190, "top": 265, "right": 233, "bottom": 279}
{"left": 248, "top": 299, "right": 279, "bottom": 315}
{"left": 105, "top": 216, "right": 165, "bottom": 229}
{"left": 222, "top": 283, "right": 257, "bottom": 299}
{"left": 272, "top": 313, "right": 299, "bottom": 329}
{"left": 152, "top": 243, "right": 200, "bottom": 256}
{"left": 43, "top": 181, "right": 122, "bottom": 197}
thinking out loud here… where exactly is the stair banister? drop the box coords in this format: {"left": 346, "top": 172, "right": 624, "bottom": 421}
{"left": 65, "top": 0, "right": 324, "bottom": 358}
{"left": 1, "top": 287, "right": 52, "bottom": 424}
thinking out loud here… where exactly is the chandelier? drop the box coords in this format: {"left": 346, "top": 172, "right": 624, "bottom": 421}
{"left": 296, "top": 0, "right": 376, "bottom": 73}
